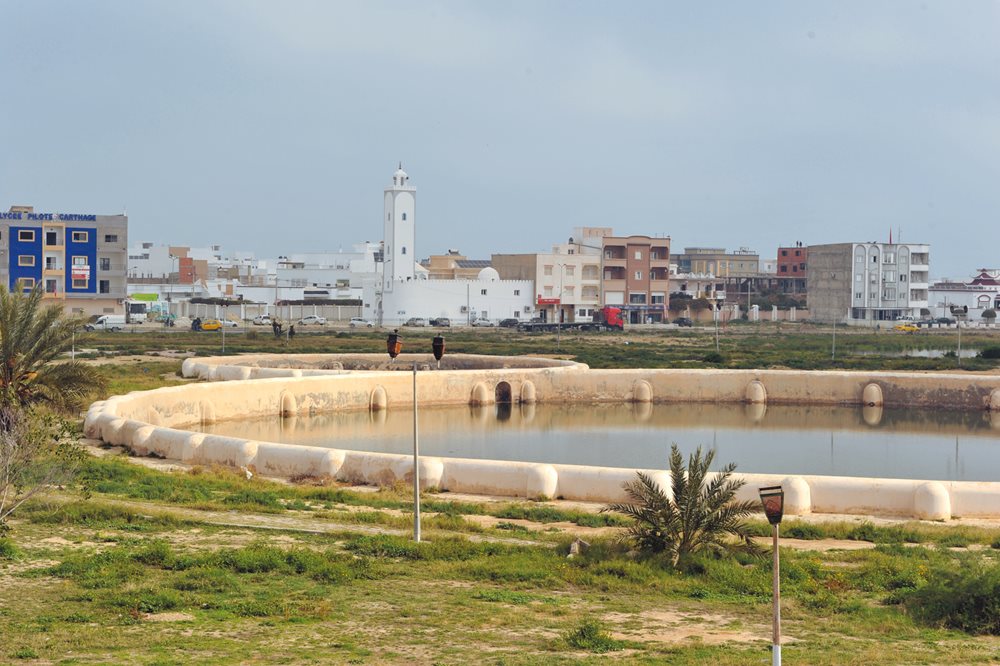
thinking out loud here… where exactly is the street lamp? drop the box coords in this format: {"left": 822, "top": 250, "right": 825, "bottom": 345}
{"left": 759, "top": 485, "right": 785, "bottom": 666}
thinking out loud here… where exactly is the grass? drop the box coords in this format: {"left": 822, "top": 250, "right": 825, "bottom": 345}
{"left": 77, "top": 324, "right": 1000, "bottom": 373}
{"left": 4, "top": 484, "right": 1000, "bottom": 663}
{"left": 7, "top": 329, "right": 999, "bottom": 662}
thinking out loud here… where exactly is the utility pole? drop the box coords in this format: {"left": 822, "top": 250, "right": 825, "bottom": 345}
{"left": 412, "top": 361, "right": 421, "bottom": 542}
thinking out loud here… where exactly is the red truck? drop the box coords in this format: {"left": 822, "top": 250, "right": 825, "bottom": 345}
{"left": 516, "top": 306, "right": 624, "bottom": 332}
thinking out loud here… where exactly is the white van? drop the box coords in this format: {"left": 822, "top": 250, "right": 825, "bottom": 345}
{"left": 84, "top": 315, "right": 127, "bottom": 332}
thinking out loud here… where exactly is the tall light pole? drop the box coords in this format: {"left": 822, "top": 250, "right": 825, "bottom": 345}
{"left": 830, "top": 272, "right": 837, "bottom": 361}
{"left": 556, "top": 263, "right": 566, "bottom": 350}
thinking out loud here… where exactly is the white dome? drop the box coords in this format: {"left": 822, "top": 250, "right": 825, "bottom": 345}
{"left": 394, "top": 167, "right": 408, "bottom": 180}
{"left": 478, "top": 267, "right": 500, "bottom": 281}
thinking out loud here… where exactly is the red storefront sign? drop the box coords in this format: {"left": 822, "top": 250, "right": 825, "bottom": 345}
{"left": 536, "top": 296, "right": 560, "bottom": 305}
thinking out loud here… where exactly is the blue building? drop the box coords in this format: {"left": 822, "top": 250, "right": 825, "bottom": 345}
{"left": 0, "top": 205, "right": 128, "bottom": 316}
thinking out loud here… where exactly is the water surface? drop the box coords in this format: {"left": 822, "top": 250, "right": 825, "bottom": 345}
{"left": 197, "top": 402, "right": 1000, "bottom": 482}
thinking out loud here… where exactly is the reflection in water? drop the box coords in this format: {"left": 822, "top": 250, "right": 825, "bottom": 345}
{"left": 862, "top": 404, "right": 883, "bottom": 427}
{"left": 197, "top": 402, "right": 1000, "bottom": 482}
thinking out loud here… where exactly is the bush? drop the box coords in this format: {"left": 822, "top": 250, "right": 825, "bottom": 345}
{"left": 980, "top": 346, "right": 1000, "bottom": 360}
{"left": 565, "top": 619, "right": 626, "bottom": 653}
{"left": 702, "top": 351, "right": 726, "bottom": 364}
{"left": 905, "top": 565, "right": 1000, "bottom": 634}
{"left": 0, "top": 537, "right": 19, "bottom": 559}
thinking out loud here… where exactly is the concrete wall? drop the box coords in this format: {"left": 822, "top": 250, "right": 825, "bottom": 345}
{"left": 84, "top": 353, "right": 1000, "bottom": 521}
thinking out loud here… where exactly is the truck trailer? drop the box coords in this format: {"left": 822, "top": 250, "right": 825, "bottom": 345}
{"left": 516, "top": 306, "right": 624, "bottom": 332}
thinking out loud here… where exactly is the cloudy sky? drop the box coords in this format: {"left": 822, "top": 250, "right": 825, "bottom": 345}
{"left": 2, "top": 1, "right": 998, "bottom": 277}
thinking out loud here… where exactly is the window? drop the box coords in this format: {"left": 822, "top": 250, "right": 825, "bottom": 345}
{"left": 17, "top": 278, "right": 35, "bottom": 290}
{"left": 73, "top": 279, "right": 88, "bottom": 289}
{"left": 71, "top": 231, "right": 89, "bottom": 243}
{"left": 543, "top": 286, "right": 553, "bottom": 296}
{"left": 565, "top": 266, "right": 575, "bottom": 276}
{"left": 514, "top": 311, "right": 520, "bottom": 318}
{"left": 543, "top": 265, "right": 553, "bottom": 276}
{"left": 481, "top": 289, "right": 487, "bottom": 295}
{"left": 100, "top": 258, "right": 111, "bottom": 271}
{"left": 779, "top": 266, "right": 787, "bottom": 273}
{"left": 402, "top": 213, "right": 407, "bottom": 221}
{"left": 45, "top": 279, "right": 57, "bottom": 293}
{"left": 513, "top": 289, "right": 520, "bottom": 296}
{"left": 99, "top": 280, "right": 110, "bottom": 294}
{"left": 72, "top": 256, "right": 87, "bottom": 266}
{"left": 791, "top": 266, "right": 797, "bottom": 273}
{"left": 855, "top": 292, "right": 863, "bottom": 299}
{"left": 634, "top": 250, "right": 642, "bottom": 260}
{"left": 18, "top": 255, "right": 35, "bottom": 267}
{"left": 629, "top": 293, "right": 646, "bottom": 304}
{"left": 900, "top": 274, "right": 907, "bottom": 282}
{"left": 18, "top": 230, "right": 34, "bottom": 242}
{"left": 651, "top": 294, "right": 665, "bottom": 304}
{"left": 634, "top": 271, "right": 642, "bottom": 280}
{"left": 781, "top": 250, "right": 788, "bottom": 257}
{"left": 401, "top": 247, "right": 406, "bottom": 255}
{"left": 46, "top": 231, "right": 58, "bottom": 245}
{"left": 104, "top": 234, "right": 118, "bottom": 243}
{"left": 651, "top": 251, "right": 658, "bottom": 260}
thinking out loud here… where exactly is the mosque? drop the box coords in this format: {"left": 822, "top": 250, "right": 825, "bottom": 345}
{"left": 362, "top": 166, "right": 534, "bottom": 326}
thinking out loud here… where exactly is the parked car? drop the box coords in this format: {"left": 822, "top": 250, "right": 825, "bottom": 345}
{"left": 934, "top": 317, "right": 956, "bottom": 325}
{"left": 893, "top": 323, "right": 919, "bottom": 333}
{"left": 894, "top": 315, "right": 915, "bottom": 322}
{"left": 83, "top": 314, "right": 126, "bottom": 332}
{"left": 220, "top": 318, "right": 239, "bottom": 327}
{"left": 404, "top": 317, "right": 428, "bottom": 327}
{"left": 297, "top": 314, "right": 327, "bottom": 326}
{"left": 252, "top": 314, "right": 272, "bottom": 325}
{"left": 429, "top": 318, "right": 451, "bottom": 327}
{"left": 673, "top": 317, "right": 694, "bottom": 327}
{"left": 471, "top": 318, "right": 494, "bottom": 327}
{"left": 199, "top": 319, "right": 223, "bottom": 331}
{"left": 498, "top": 318, "right": 520, "bottom": 328}
{"left": 350, "top": 317, "right": 375, "bottom": 328}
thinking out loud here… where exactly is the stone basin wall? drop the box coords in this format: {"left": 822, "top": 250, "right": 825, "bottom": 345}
{"left": 83, "top": 353, "right": 1000, "bottom": 521}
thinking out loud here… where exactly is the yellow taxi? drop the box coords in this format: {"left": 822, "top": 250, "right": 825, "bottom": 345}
{"left": 200, "top": 319, "right": 223, "bottom": 331}
{"left": 893, "top": 323, "right": 919, "bottom": 333}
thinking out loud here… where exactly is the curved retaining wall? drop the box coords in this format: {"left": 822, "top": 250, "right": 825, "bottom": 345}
{"left": 84, "top": 354, "right": 1000, "bottom": 521}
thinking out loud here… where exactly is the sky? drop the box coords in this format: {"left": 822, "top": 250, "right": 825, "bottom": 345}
{"left": 1, "top": 1, "right": 998, "bottom": 278}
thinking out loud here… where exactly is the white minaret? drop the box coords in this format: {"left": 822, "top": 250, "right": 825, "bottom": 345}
{"left": 383, "top": 163, "right": 416, "bottom": 292}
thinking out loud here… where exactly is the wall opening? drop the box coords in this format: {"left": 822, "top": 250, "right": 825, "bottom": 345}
{"left": 495, "top": 382, "right": 512, "bottom": 404}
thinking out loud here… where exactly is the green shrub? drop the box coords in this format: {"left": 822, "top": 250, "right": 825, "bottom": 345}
{"left": 0, "top": 538, "right": 20, "bottom": 560}
{"left": 565, "top": 619, "right": 626, "bottom": 653}
{"left": 211, "top": 543, "right": 286, "bottom": 573}
{"left": 980, "top": 346, "right": 1000, "bottom": 360}
{"left": 905, "top": 565, "right": 1000, "bottom": 634}
{"left": 702, "top": 351, "right": 726, "bottom": 364}
{"left": 472, "top": 589, "right": 535, "bottom": 605}
{"left": 172, "top": 566, "right": 239, "bottom": 593}
{"left": 783, "top": 522, "right": 825, "bottom": 540}
{"left": 846, "top": 522, "right": 919, "bottom": 544}
{"left": 12, "top": 647, "right": 38, "bottom": 659}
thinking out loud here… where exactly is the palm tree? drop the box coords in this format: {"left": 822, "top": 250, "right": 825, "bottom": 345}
{"left": 603, "top": 444, "right": 762, "bottom": 567}
{"left": 0, "top": 283, "right": 105, "bottom": 417}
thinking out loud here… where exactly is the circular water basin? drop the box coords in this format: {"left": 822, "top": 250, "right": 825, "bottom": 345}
{"left": 197, "top": 402, "right": 1000, "bottom": 482}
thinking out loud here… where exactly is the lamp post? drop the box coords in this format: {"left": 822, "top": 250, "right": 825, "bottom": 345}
{"left": 830, "top": 272, "right": 838, "bottom": 361}
{"left": 759, "top": 485, "right": 785, "bottom": 666}
{"left": 556, "top": 263, "right": 566, "bottom": 351}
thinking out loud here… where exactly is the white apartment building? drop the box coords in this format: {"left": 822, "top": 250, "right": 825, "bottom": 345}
{"left": 492, "top": 234, "right": 605, "bottom": 323}
{"left": 808, "top": 242, "right": 930, "bottom": 324}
